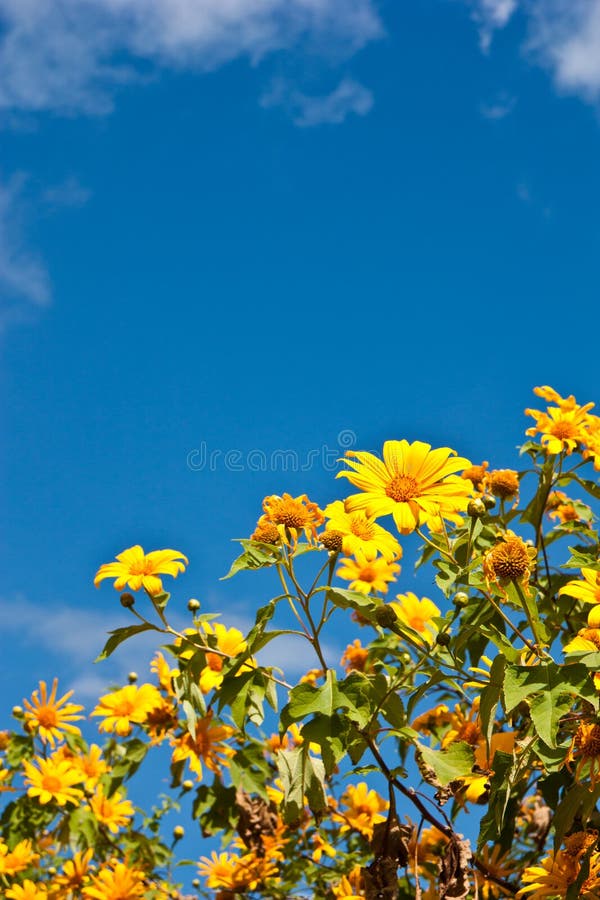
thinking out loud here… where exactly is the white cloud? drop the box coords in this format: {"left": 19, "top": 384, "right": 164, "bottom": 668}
{"left": 471, "top": 0, "right": 518, "bottom": 51}
{"left": 261, "top": 77, "right": 373, "bottom": 126}
{"left": 0, "top": 0, "right": 382, "bottom": 117}
{"left": 0, "top": 174, "right": 50, "bottom": 331}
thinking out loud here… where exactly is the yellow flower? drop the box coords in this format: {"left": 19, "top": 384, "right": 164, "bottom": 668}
{"left": 334, "top": 782, "right": 388, "bottom": 840}
{"left": 5, "top": 881, "right": 47, "bottom": 900}
{"left": 462, "top": 461, "right": 489, "bottom": 492}
{"left": 198, "top": 622, "right": 254, "bottom": 694}
{"left": 460, "top": 732, "right": 516, "bottom": 803}
{"left": 525, "top": 386, "right": 595, "bottom": 455}
{"left": 559, "top": 568, "right": 600, "bottom": 606}
{"left": 89, "top": 785, "right": 135, "bottom": 833}
{"left": 474, "top": 845, "right": 518, "bottom": 900}
{"left": 483, "top": 531, "right": 537, "bottom": 594}
{"left": 71, "top": 744, "right": 108, "bottom": 791}
{"left": 94, "top": 545, "right": 188, "bottom": 596}
{"left": 390, "top": 592, "right": 440, "bottom": 646}
{"left": 331, "top": 864, "right": 366, "bottom": 899}
{"left": 259, "top": 493, "right": 324, "bottom": 544}
{"left": 441, "top": 700, "right": 484, "bottom": 750}
{"left": 22, "top": 678, "right": 84, "bottom": 747}
{"left": 170, "top": 714, "right": 235, "bottom": 780}
{"left": 250, "top": 519, "right": 281, "bottom": 544}
{"left": 516, "top": 832, "right": 599, "bottom": 899}
{"left": 0, "top": 839, "right": 39, "bottom": 875}
{"left": 337, "top": 552, "right": 400, "bottom": 594}
{"left": 151, "top": 651, "right": 179, "bottom": 695}
{"left": 411, "top": 704, "right": 452, "bottom": 736}
{"left": 340, "top": 639, "right": 370, "bottom": 673}
{"left": 566, "top": 722, "right": 600, "bottom": 789}
{"left": 23, "top": 755, "right": 84, "bottom": 806}
{"left": 83, "top": 860, "right": 146, "bottom": 900}
{"left": 197, "top": 850, "right": 278, "bottom": 892}
{"left": 564, "top": 627, "right": 600, "bottom": 655}
{"left": 54, "top": 848, "right": 94, "bottom": 892}
{"left": 337, "top": 440, "right": 472, "bottom": 535}
{"left": 311, "top": 831, "right": 336, "bottom": 862}
{"left": 322, "top": 500, "right": 402, "bottom": 562}
{"left": 91, "top": 683, "right": 163, "bottom": 736}
{"left": 299, "top": 668, "right": 324, "bottom": 686}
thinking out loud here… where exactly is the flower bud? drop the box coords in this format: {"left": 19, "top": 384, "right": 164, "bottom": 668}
{"left": 173, "top": 825, "right": 185, "bottom": 840}
{"left": 467, "top": 498, "right": 487, "bottom": 518}
{"left": 375, "top": 605, "right": 398, "bottom": 628}
{"left": 453, "top": 592, "right": 469, "bottom": 609}
{"left": 182, "top": 779, "right": 194, "bottom": 791}
{"left": 187, "top": 598, "right": 201, "bottom": 612}
{"left": 128, "top": 672, "right": 138, "bottom": 684}
{"left": 120, "top": 592, "right": 135, "bottom": 608}
{"left": 436, "top": 632, "right": 451, "bottom": 647}
{"left": 12, "top": 706, "right": 23, "bottom": 718}
{"left": 482, "top": 494, "right": 496, "bottom": 510}
{"left": 192, "top": 880, "right": 200, "bottom": 889}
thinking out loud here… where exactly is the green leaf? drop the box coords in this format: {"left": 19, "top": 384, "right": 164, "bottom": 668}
{"left": 221, "top": 540, "right": 282, "bottom": 579}
{"left": 300, "top": 714, "right": 347, "bottom": 777}
{"left": 416, "top": 741, "right": 475, "bottom": 786}
{"left": 327, "top": 588, "right": 383, "bottom": 623}
{"left": 479, "top": 655, "right": 506, "bottom": 749}
{"left": 553, "top": 783, "right": 600, "bottom": 851}
{"left": 95, "top": 623, "right": 155, "bottom": 662}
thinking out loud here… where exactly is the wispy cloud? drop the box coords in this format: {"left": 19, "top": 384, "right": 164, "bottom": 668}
{"left": 0, "top": 174, "right": 51, "bottom": 332}
{"left": 470, "top": 0, "right": 518, "bottom": 51}
{"left": 0, "top": 0, "right": 382, "bottom": 118}
{"left": 42, "top": 176, "right": 92, "bottom": 210}
{"left": 261, "top": 76, "right": 373, "bottom": 126}
{"left": 480, "top": 92, "right": 517, "bottom": 119}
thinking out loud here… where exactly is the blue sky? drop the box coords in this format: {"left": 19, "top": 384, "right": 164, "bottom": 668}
{"left": 1, "top": 0, "right": 600, "bottom": 838}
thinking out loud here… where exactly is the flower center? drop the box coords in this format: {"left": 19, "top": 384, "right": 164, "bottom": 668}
{"left": 42, "top": 775, "right": 63, "bottom": 793}
{"left": 488, "top": 540, "right": 530, "bottom": 581}
{"left": 385, "top": 474, "right": 419, "bottom": 503}
{"left": 456, "top": 722, "right": 482, "bottom": 746}
{"left": 550, "top": 421, "right": 578, "bottom": 440}
{"left": 36, "top": 707, "right": 58, "bottom": 728}
{"left": 273, "top": 503, "right": 308, "bottom": 529}
{"left": 578, "top": 724, "right": 600, "bottom": 757}
{"left": 206, "top": 653, "right": 223, "bottom": 673}
{"left": 357, "top": 565, "right": 377, "bottom": 583}
{"left": 113, "top": 700, "right": 135, "bottom": 717}
{"left": 581, "top": 629, "right": 600, "bottom": 651}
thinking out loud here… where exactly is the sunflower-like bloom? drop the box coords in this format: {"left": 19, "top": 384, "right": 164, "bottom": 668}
{"left": 91, "top": 683, "right": 163, "bottom": 736}
{"left": 23, "top": 755, "right": 84, "bottom": 806}
{"left": 340, "top": 639, "right": 370, "bottom": 674}
{"left": 83, "top": 860, "right": 146, "bottom": 900}
{"left": 338, "top": 440, "right": 472, "bottom": 535}
{"left": 170, "top": 714, "right": 235, "bottom": 781}
{"left": 516, "top": 831, "right": 600, "bottom": 899}
{"left": 564, "top": 627, "right": 600, "bottom": 655}
{"left": 462, "top": 461, "right": 489, "bottom": 492}
{"left": 151, "top": 651, "right": 179, "bottom": 696}
{"left": 411, "top": 704, "right": 452, "bottom": 736}
{"left": 89, "top": 785, "right": 135, "bottom": 833}
{"left": 474, "top": 845, "right": 518, "bottom": 900}
{"left": 559, "top": 568, "right": 600, "bottom": 606}
{"left": 337, "top": 552, "right": 400, "bottom": 594}
{"left": 459, "top": 732, "right": 516, "bottom": 804}
{"left": 390, "top": 592, "right": 440, "bottom": 646}
{"left": 259, "top": 493, "right": 324, "bottom": 545}
{"left": 311, "top": 831, "right": 337, "bottom": 862}
{"left": 322, "top": 500, "right": 402, "bottom": 562}
{"left": 525, "top": 386, "right": 595, "bottom": 455}
{"left": 5, "top": 881, "right": 48, "bottom": 900}
{"left": 53, "top": 848, "right": 94, "bottom": 893}
{"left": 334, "top": 782, "right": 388, "bottom": 840}
{"left": 331, "top": 865, "right": 366, "bottom": 899}
{"left": 0, "top": 839, "right": 39, "bottom": 875}
{"left": 94, "top": 545, "right": 188, "bottom": 596}
{"left": 565, "top": 722, "right": 600, "bottom": 789}
{"left": 250, "top": 519, "right": 281, "bottom": 544}
{"left": 71, "top": 744, "right": 108, "bottom": 791}
{"left": 198, "top": 622, "right": 254, "bottom": 694}
{"left": 483, "top": 531, "right": 537, "bottom": 595}
{"left": 22, "top": 678, "right": 84, "bottom": 747}
{"left": 197, "top": 849, "right": 278, "bottom": 892}
{"left": 441, "top": 699, "right": 484, "bottom": 750}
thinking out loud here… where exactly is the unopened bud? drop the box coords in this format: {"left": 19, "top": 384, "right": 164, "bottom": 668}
{"left": 48, "top": 867, "right": 57, "bottom": 876}
{"left": 120, "top": 592, "right": 135, "bottom": 608}
{"left": 467, "top": 498, "right": 486, "bottom": 518}
{"left": 192, "top": 880, "right": 200, "bottom": 889}
{"left": 173, "top": 825, "right": 185, "bottom": 840}
{"left": 128, "top": 672, "right": 138, "bottom": 684}
{"left": 482, "top": 494, "right": 496, "bottom": 510}
{"left": 436, "top": 632, "right": 451, "bottom": 647}
{"left": 12, "top": 706, "right": 23, "bottom": 718}
{"left": 399, "top": 651, "right": 412, "bottom": 665}
{"left": 187, "top": 598, "right": 201, "bottom": 612}
{"left": 375, "top": 605, "right": 398, "bottom": 628}
{"left": 453, "top": 592, "right": 469, "bottom": 609}
{"left": 182, "top": 779, "right": 194, "bottom": 791}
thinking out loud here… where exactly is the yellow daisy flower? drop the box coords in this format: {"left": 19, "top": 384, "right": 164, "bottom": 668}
{"left": 23, "top": 755, "right": 84, "bottom": 806}
{"left": 340, "top": 639, "right": 370, "bottom": 674}
{"left": 322, "top": 500, "right": 402, "bottom": 562}
{"left": 259, "top": 493, "right": 324, "bottom": 545}
{"left": 334, "top": 782, "right": 388, "bottom": 840}
{"left": 337, "top": 552, "right": 400, "bottom": 594}
{"left": 54, "top": 848, "right": 94, "bottom": 892}
{"left": 197, "top": 849, "right": 278, "bottom": 892}
{"left": 474, "top": 845, "right": 518, "bottom": 900}
{"left": 559, "top": 568, "right": 600, "bottom": 605}
{"left": 337, "top": 440, "right": 472, "bottom": 535}
{"left": 71, "top": 744, "right": 108, "bottom": 791}
{"left": 89, "top": 785, "right": 135, "bottom": 833}
{"left": 332, "top": 865, "right": 366, "bottom": 899}
{"left": 22, "top": 678, "right": 84, "bottom": 747}
{"left": 91, "top": 683, "right": 162, "bottom": 736}
{"left": 565, "top": 722, "right": 600, "bottom": 789}
{"left": 83, "top": 860, "right": 146, "bottom": 900}
{"left": 150, "top": 651, "right": 179, "bottom": 696}
{"left": 483, "top": 531, "right": 537, "bottom": 594}
{"left": 5, "top": 881, "right": 48, "bottom": 900}
{"left": 170, "top": 714, "right": 235, "bottom": 781}
{"left": 0, "top": 839, "right": 39, "bottom": 875}
{"left": 94, "top": 545, "right": 188, "bottom": 596}
{"left": 525, "top": 386, "right": 595, "bottom": 455}
{"left": 198, "top": 622, "right": 253, "bottom": 694}
{"left": 390, "top": 592, "right": 440, "bottom": 646}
